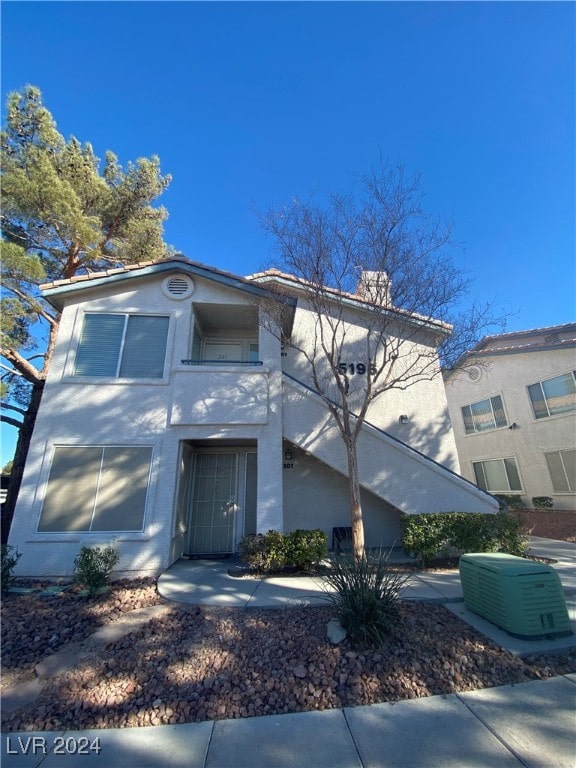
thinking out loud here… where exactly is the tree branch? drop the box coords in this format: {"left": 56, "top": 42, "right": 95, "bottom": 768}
{"left": 0, "top": 347, "right": 43, "bottom": 384}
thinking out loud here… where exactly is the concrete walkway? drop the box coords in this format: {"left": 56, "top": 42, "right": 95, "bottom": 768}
{"left": 2, "top": 538, "right": 575, "bottom": 767}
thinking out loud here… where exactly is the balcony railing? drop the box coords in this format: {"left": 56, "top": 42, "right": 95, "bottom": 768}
{"left": 181, "top": 359, "right": 263, "bottom": 366}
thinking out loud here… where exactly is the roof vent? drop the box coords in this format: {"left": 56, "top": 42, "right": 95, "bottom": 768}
{"left": 467, "top": 366, "right": 482, "bottom": 382}
{"left": 162, "top": 274, "right": 194, "bottom": 300}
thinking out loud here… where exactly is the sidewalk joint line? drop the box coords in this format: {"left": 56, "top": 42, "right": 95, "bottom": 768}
{"left": 342, "top": 708, "right": 366, "bottom": 768}
{"left": 455, "top": 693, "right": 530, "bottom": 768}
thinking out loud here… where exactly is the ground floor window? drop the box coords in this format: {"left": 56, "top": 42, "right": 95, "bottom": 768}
{"left": 38, "top": 446, "right": 152, "bottom": 532}
{"left": 544, "top": 449, "right": 576, "bottom": 493}
{"left": 472, "top": 457, "right": 522, "bottom": 493}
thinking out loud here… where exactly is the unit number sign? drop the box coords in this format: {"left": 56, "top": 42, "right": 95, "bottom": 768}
{"left": 337, "top": 360, "right": 377, "bottom": 376}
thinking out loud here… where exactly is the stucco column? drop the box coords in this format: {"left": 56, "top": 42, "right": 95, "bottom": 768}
{"left": 256, "top": 321, "right": 284, "bottom": 533}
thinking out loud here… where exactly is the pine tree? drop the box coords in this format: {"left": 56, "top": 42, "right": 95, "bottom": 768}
{"left": 1, "top": 86, "right": 172, "bottom": 542}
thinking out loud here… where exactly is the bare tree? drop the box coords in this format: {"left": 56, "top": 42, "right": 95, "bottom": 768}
{"left": 257, "top": 161, "right": 502, "bottom": 559}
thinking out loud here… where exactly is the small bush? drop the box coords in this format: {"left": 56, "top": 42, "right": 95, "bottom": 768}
{"left": 238, "top": 531, "right": 287, "bottom": 572}
{"left": 494, "top": 494, "right": 526, "bottom": 510}
{"left": 532, "top": 496, "right": 554, "bottom": 510}
{"left": 74, "top": 544, "right": 119, "bottom": 596}
{"left": 238, "top": 529, "right": 327, "bottom": 573}
{"left": 284, "top": 529, "right": 328, "bottom": 570}
{"left": 1, "top": 545, "right": 21, "bottom": 591}
{"left": 401, "top": 511, "right": 527, "bottom": 564}
{"left": 321, "top": 550, "right": 408, "bottom": 648}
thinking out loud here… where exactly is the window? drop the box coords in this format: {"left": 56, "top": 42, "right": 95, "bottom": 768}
{"left": 38, "top": 446, "right": 152, "bottom": 532}
{"left": 473, "top": 458, "right": 522, "bottom": 492}
{"left": 544, "top": 450, "right": 576, "bottom": 493}
{"left": 527, "top": 371, "right": 576, "bottom": 419}
{"left": 74, "top": 314, "right": 169, "bottom": 378}
{"left": 461, "top": 395, "right": 507, "bottom": 434}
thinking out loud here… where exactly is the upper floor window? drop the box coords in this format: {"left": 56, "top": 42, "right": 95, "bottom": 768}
{"left": 461, "top": 395, "right": 507, "bottom": 434}
{"left": 473, "top": 457, "right": 522, "bottom": 493}
{"left": 527, "top": 371, "right": 576, "bottom": 419}
{"left": 74, "top": 314, "right": 169, "bottom": 378}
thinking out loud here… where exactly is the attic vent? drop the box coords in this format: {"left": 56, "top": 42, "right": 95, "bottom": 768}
{"left": 468, "top": 366, "right": 482, "bottom": 382}
{"left": 162, "top": 274, "right": 194, "bottom": 300}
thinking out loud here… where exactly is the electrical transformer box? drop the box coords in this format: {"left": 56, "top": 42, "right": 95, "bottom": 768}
{"left": 459, "top": 552, "right": 572, "bottom": 639}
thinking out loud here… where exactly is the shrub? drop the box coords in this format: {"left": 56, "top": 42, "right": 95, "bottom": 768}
{"left": 1, "top": 545, "right": 21, "bottom": 591}
{"left": 494, "top": 494, "right": 526, "bottom": 510}
{"left": 74, "top": 544, "right": 119, "bottom": 596}
{"left": 238, "top": 529, "right": 328, "bottom": 573}
{"left": 284, "top": 529, "right": 328, "bottom": 570}
{"left": 238, "top": 531, "right": 287, "bottom": 572}
{"left": 401, "top": 511, "right": 527, "bottom": 564}
{"left": 321, "top": 550, "right": 408, "bottom": 648}
{"left": 532, "top": 496, "right": 554, "bottom": 510}
{"left": 401, "top": 513, "right": 451, "bottom": 563}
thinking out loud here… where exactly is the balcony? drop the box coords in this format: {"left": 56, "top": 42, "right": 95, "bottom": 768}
{"left": 170, "top": 365, "right": 269, "bottom": 426}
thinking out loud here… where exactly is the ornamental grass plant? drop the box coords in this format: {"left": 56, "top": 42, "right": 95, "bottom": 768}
{"left": 321, "top": 549, "right": 409, "bottom": 648}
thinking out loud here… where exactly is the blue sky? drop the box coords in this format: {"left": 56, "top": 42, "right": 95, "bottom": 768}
{"left": 1, "top": 1, "right": 574, "bottom": 465}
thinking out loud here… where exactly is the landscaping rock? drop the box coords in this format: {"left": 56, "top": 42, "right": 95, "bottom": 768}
{"left": 1, "top": 574, "right": 575, "bottom": 733}
{"left": 327, "top": 618, "right": 347, "bottom": 644}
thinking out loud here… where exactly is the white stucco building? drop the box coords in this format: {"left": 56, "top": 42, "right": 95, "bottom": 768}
{"left": 9, "top": 257, "right": 497, "bottom": 578}
{"left": 444, "top": 324, "right": 576, "bottom": 510}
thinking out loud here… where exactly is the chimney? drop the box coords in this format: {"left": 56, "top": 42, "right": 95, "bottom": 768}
{"left": 356, "top": 271, "right": 391, "bottom": 305}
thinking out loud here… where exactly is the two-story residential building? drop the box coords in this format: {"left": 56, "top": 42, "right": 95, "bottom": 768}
{"left": 444, "top": 324, "right": 576, "bottom": 510}
{"left": 9, "top": 256, "right": 497, "bottom": 578}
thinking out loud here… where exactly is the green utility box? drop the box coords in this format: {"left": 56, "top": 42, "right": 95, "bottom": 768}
{"left": 459, "top": 553, "right": 572, "bottom": 639}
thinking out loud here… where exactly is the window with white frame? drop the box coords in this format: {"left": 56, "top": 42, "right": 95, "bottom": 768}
{"left": 38, "top": 446, "right": 153, "bottom": 532}
{"left": 544, "top": 449, "right": 576, "bottom": 493}
{"left": 472, "top": 457, "right": 522, "bottom": 492}
{"left": 527, "top": 371, "right": 576, "bottom": 419}
{"left": 74, "top": 314, "right": 169, "bottom": 378}
{"left": 461, "top": 395, "right": 507, "bottom": 434}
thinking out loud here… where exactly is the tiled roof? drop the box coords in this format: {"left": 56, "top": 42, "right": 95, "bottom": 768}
{"left": 40, "top": 256, "right": 451, "bottom": 334}
{"left": 40, "top": 255, "right": 255, "bottom": 291}
{"left": 478, "top": 322, "right": 576, "bottom": 344}
{"left": 247, "top": 269, "right": 452, "bottom": 332}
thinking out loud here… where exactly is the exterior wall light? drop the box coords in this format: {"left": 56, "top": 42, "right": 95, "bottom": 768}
{"left": 399, "top": 415, "right": 409, "bottom": 425}
{"left": 284, "top": 449, "right": 293, "bottom": 461}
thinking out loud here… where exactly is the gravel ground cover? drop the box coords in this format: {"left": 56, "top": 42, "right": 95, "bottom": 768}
{"left": 1, "top": 512, "right": 574, "bottom": 732}
{"left": 516, "top": 509, "right": 576, "bottom": 543}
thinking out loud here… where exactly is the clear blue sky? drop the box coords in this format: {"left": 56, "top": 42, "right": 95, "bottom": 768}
{"left": 1, "top": 1, "right": 575, "bottom": 465}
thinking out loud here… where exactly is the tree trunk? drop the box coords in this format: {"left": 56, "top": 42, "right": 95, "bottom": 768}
{"left": 1, "top": 381, "right": 44, "bottom": 545}
{"left": 345, "top": 438, "right": 365, "bottom": 559}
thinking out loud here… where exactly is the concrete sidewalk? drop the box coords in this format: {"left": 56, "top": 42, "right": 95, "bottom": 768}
{"left": 157, "top": 537, "right": 576, "bottom": 657}
{"left": 2, "top": 675, "right": 575, "bottom": 767}
{"left": 2, "top": 537, "right": 575, "bottom": 767}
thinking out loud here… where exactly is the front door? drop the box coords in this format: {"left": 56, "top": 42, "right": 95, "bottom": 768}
{"left": 188, "top": 453, "right": 238, "bottom": 554}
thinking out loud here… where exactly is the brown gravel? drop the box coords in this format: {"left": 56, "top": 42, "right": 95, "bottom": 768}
{"left": 516, "top": 509, "right": 576, "bottom": 543}
{"left": 2, "top": 511, "right": 574, "bottom": 731}
{"left": 2, "top": 574, "right": 575, "bottom": 732}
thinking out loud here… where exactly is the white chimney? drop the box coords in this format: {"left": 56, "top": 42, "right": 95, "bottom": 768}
{"left": 356, "top": 271, "right": 391, "bottom": 305}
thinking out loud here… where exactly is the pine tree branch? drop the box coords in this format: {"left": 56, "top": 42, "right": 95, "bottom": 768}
{"left": 0, "top": 347, "right": 43, "bottom": 385}
{"left": 0, "top": 411, "right": 24, "bottom": 430}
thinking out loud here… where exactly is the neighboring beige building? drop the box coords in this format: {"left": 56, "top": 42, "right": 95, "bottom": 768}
{"left": 444, "top": 324, "right": 576, "bottom": 510}
{"left": 9, "top": 257, "right": 497, "bottom": 578}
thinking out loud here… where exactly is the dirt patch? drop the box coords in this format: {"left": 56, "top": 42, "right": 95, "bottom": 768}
{"left": 1, "top": 579, "right": 574, "bottom": 732}
{"left": 515, "top": 510, "right": 576, "bottom": 543}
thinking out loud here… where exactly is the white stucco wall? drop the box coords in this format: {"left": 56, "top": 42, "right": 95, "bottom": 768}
{"left": 282, "top": 297, "right": 460, "bottom": 471}
{"left": 282, "top": 444, "right": 403, "bottom": 548}
{"left": 282, "top": 377, "right": 498, "bottom": 515}
{"left": 445, "top": 348, "right": 576, "bottom": 509}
